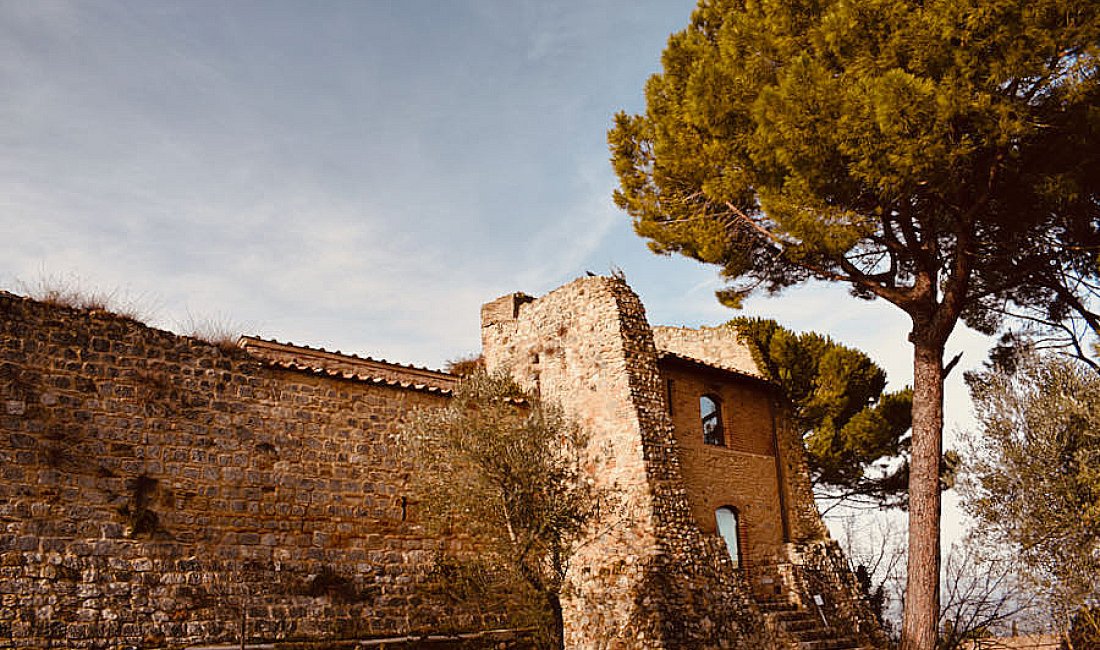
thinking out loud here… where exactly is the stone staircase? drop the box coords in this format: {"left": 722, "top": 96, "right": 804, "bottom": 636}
{"left": 756, "top": 597, "right": 867, "bottom": 650}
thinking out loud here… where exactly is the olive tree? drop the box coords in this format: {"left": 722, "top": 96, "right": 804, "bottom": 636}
{"left": 963, "top": 351, "right": 1100, "bottom": 630}
{"left": 402, "top": 371, "right": 609, "bottom": 650}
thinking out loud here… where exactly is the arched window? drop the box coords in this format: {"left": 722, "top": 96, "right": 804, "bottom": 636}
{"left": 715, "top": 506, "right": 741, "bottom": 568}
{"left": 700, "top": 394, "right": 724, "bottom": 445}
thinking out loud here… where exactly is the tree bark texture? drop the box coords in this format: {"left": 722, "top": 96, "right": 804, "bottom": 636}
{"left": 900, "top": 340, "right": 945, "bottom": 650}
{"left": 549, "top": 591, "right": 565, "bottom": 650}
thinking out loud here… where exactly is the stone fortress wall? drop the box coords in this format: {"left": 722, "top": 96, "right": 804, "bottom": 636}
{"left": 480, "top": 279, "right": 766, "bottom": 648}
{"left": 0, "top": 292, "right": 495, "bottom": 649}
{"left": 1, "top": 278, "right": 885, "bottom": 649}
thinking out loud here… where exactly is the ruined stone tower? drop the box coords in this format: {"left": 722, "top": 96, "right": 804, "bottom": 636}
{"left": 481, "top": 276, "right": 887, "bottom": 649}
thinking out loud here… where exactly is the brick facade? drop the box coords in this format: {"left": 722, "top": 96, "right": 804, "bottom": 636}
{"left": 659, "top": 358, "right": 787, "bottom": 587}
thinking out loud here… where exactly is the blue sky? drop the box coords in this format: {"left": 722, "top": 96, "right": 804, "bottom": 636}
{"left": 1, "top": 0, "right": 990, "bottom": 502}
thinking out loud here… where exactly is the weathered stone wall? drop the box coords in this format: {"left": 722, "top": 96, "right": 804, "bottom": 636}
{"left": 481, "top": 278, "right": 769, "bottom": 649}
{"left": 771, "top": 406, "right": 829, "bottom": 545}
{"left": 782, "top": 540, "right": 892, "bottom": 648}
{"left": 651, "top": 326, "right": 759, "bottom": 376}
{"left": 0, "top": 293, "right": 497, "bottom": 649}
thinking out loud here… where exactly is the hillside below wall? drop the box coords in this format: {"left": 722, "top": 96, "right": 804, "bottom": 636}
{"left": 0, "top": 293, "right": 496, "bottom": 649}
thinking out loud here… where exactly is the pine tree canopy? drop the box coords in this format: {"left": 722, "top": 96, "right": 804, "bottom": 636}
{"left": 610, "top": 0, "right": 1100, "bottom": 345}
{"left": 729, "top": 317, "right": 918, "bottom": 507}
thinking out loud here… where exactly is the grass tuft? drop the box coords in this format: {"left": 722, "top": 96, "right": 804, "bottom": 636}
{"left": 15, "top": 271, "right": 156, "bottom": 323}
{"left": 179, "top": 312, "right": 247, "bottom": 352}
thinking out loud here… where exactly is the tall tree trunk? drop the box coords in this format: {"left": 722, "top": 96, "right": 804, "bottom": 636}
{"left": 900, "top": 338, "right": 945, "bottom": 650}
{"left": 548, "top": 590, "right": 565, "bottom": 650}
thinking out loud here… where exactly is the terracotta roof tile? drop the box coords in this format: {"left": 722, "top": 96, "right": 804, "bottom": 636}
{"left": 238, "top": 335, "right": 450, "bottom": 375}
{"left": 238, "top": 335, "right": 458, "bottom": 393}
{"left": 261, "top": 359, "right": 454, "bottom": 396}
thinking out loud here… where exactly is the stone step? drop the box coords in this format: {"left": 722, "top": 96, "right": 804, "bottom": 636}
{"left": 791, "top": 625, "right": 860, "bottom": 644}
{"left": 755, "top": 598, "right": 865, "bottom": 650}
{"left": 778, "top": 617, "right": 825, "bottom": 634}
{"left": 756, "top": 598, "right": 799, "bottom": 613}
{"left": 772, "top": 610, "right": 821, "bottom": 624}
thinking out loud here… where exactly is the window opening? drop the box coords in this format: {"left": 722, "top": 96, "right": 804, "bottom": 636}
{"left": 700, "top": 394, "right": 724, "bottom": 445}
{"left": 715, "top": 506, "right": 741, "bottom": 568}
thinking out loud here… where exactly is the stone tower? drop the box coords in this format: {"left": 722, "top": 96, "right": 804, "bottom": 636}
{"left": 481, "top": 276, "right": 887, "bottom": 650}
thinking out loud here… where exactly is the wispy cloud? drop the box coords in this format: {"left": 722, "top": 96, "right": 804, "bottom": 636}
{"left": 1, "top": 0, "right": 990, "bottom": 389}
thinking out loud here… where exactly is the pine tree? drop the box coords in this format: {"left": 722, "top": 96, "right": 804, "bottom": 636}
{"left": 729, "top": 317, "right": 917, "bottom": 509}
{"left": 610, "top": 2, "right": 1100, "bottom": 647}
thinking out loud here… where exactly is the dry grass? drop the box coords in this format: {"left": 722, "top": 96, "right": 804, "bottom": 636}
{"left": 16, "top": 271, "right": 253, "bottom": 353}
{"left": 445, "top": 353, "right": 485, "bottom": 377}
{"left": 15, "top": 271, "right": 156, "bottom": 323}
{"left": 179, "top": 312, "right": 246, "bottom": 351}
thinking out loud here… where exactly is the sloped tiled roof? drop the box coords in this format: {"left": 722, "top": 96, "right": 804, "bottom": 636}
{"left": 238, "top": 336, "right": 458, "bottom": 394}
{"left": 657, "top": 350, "right": 775, "bottom": 388}
{"left": 261, "top": 359, "right": 454, "bottom": 396}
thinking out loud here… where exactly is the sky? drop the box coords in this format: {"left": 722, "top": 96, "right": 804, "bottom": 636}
{"left": 2, "top": 1, "right": 992, "bottom": 536}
